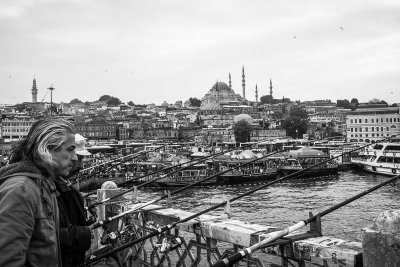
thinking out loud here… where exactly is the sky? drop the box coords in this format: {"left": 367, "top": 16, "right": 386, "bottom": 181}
{"left": 0, "top": 0, "right": 399, "bottom": 106}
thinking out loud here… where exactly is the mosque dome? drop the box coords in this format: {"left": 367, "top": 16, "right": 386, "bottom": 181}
{"left": 200, "top": 81, "right": 244, "bottom": 109}
{"left": 211, "top": 82, "right": 231, "bottom": 92}
{"left": 233, "top": 114, "right": 253, "bottom": 124}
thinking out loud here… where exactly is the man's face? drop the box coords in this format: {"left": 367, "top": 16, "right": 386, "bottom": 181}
{"left": 50, "top": 133, "right": 78, "bottom": 178}
{"left": 68, "top": 155, "right": 84, "bottom": 178}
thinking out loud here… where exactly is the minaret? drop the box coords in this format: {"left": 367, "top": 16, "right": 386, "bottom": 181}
{"left": 255, "top": 84, "right": 258, "bottom": 103}
{"left": 269, "top": 79, "right": 273, "bottom": 98}
{"left": 242, "top": 66, "right": 246, "bottom": 100}
{"left": 228, "top": 73, "right": 232, "bottom": 90}
{"left": 31, "top": 77, "right": 38, "bottom": 103}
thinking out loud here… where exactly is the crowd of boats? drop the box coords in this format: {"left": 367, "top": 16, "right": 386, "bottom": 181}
{"left": 71, "top": 137, "right": 400, "bottom": 191}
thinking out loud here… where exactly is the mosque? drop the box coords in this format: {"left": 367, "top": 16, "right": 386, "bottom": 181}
{"left": 200, "top": 67, "right": 248, "bottom": 111}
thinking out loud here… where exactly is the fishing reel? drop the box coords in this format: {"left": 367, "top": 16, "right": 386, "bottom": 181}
{"left": 155, "top": 236, "right": 183, "bottom": 253}
{"left": 100, "top": 224, "right": 134, "bottom": 246}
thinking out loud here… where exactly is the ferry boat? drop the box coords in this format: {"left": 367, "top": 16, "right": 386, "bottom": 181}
{"left": 351, "top": 142, "right": 400, "bottom": 176}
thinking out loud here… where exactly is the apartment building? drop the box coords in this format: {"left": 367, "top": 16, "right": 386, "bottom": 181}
{"left": 346, "top": 106, "right": 400, "bottom": 142}
{"left": 1, "top": 114, "right": 36, "bottom": 143}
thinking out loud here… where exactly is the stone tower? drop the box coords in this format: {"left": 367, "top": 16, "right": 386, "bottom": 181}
{"left": 269, "top": 79, "right": 273, "bottom": 98}
{"left": 255, "top": 84, "right": 258, "bottom": 103}
{"left": 242, "top": 66, "right": 246, "bottom": 100}
{"left": 32, "top": 77, "right": 38, "bottom": 103}
{"left": 228, "top": 73, "right": 232, "bottom": 90}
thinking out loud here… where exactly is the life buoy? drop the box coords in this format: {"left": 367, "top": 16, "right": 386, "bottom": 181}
{"left": 392, "top": 169, "right": 397, "bottom": 174}
{"left": 372, "top": 166, "right": 377, "bottom": 172}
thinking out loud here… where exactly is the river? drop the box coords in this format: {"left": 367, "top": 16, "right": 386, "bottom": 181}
{"left": 135, "top": 170, "right": 400, "bottom": 242}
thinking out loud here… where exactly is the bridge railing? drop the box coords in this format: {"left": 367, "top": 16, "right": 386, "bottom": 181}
{"left": 89, "top": 188, "right": 363, "bottom": 267}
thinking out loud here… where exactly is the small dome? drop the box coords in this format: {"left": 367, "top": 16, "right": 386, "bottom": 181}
{"left": 233, "top": 114, "right": 253, "bottom": 124}
{"left": 211, "top": 82, "right": 231, "bottom": 92}
{"left": 101, "top": 181, "right": 118, "bottom": 189}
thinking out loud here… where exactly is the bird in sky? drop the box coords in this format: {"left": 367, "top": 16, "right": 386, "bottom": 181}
{"left": 339, "top": 26, "right": 344, "bottom": 30}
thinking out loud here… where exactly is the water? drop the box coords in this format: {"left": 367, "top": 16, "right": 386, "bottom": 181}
{"left": 134, "top": 170, "right": 400, "bottom": 242}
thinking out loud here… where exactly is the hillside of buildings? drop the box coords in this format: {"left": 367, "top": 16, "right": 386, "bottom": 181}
{"left": 1, "top": 79, "right": 400, "bottom": 155}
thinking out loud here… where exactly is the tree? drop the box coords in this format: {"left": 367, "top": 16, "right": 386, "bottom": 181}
{"left": 234, "top": 120, "right": 252, "bottom": 143}
{"left": 336, "top": 99, "right": 351, "bottom": 109}
{"left": 189, "top": 97, "right": 201, "bottom": 107}
{"left": 70, "top": 98, "right": 83, "bottom": 104}
{"left": 281, "top": 106, "right": 308, "bottom": 139}
{"left": 369, "top": 98, "right": 388, "bottom": 106}
{"left": 99, "top": 95, "right": 111, "bottom": 102}
{"left": 127, "top": 101, "right": 134, "bottom": 106}
{"left": 99, "top": 95, "right": 121, "bottom": 106}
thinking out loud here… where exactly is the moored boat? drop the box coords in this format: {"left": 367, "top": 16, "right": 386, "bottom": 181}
{"left": 277, "top": 146, "right": 339, "bottom": 178}
{"left": 351, "top": 142, "right": 400, "bottom": 176}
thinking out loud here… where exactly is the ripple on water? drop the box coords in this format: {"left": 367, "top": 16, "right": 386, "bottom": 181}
{"left": 133, "top": 171, "right": 400, "bottom": 242}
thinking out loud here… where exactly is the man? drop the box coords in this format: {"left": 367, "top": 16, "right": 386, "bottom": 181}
{"left": 0, "top": 118, "right": 77, "bottom": 267}
{"left": 56, "top": 133, "right": 93, "bottom": 267}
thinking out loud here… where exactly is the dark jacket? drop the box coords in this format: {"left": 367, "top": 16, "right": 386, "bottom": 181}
{"left": 56, "top": 178, "right": 92, "bottom": 267}
{"left": 0, "top": 161, "right": 62, "bottom": 267}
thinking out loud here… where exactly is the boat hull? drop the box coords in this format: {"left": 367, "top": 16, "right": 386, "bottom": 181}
{"left": 277, "top": 166, "right": 339, "bottom": 179}
{"left": 357, "top": 163, "right": 400, "bottom": 176}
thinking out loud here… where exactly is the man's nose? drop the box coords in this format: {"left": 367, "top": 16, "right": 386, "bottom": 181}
{"left": 72, "top": 151, "right": 78, "bottom": 161}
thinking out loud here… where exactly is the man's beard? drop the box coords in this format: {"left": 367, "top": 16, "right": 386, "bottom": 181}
{"left": 68, "top": 167, "right": 83, "bottom": 179}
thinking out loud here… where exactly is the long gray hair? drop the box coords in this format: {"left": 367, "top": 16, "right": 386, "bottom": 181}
{"left": 9, "top": 118, "right": 76, "bottom": 177}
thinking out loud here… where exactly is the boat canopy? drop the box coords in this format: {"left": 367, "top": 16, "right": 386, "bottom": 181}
{"left": 289, "top": 146, "right": 328, "bottom": 158}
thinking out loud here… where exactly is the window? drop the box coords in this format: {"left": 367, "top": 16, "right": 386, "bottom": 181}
{"left": 350, "top": 119, "right": 353, "bottom": 123}
{"left": 365, "top": 127, "right": 368, "bottom": 132}
{"left": 365, "top": 119, "right": 368, "bottom": 123}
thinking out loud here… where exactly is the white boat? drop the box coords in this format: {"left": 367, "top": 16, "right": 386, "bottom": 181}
{"left": 351, "top": 142, "right": 400, "bottom": 176}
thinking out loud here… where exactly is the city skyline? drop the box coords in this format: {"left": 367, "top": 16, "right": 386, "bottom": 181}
{"left": 1, "top": 0, "right": 399, "bottom": 106}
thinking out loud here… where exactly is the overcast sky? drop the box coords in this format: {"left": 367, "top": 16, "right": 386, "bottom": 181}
{"left": 1, "top": 0, "right": 399, "bottom": 106}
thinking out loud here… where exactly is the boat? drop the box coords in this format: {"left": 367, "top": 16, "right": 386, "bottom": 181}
{"left": 277, "top": 146, "right": 339, "bottom": 178}
{"left": 136, "top": 150, "right": 278, "bottom": 187}
{"left": 351, "top": 142, "right": 400, "bottom": 176}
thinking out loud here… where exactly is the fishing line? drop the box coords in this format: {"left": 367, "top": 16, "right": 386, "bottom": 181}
{"left": 212, "top": 173, "right": 400, "bottom": 266}
{"left": 83, "top": 140, "right": 277, "bottom": 200}
{"left": 81, "top": 138, "right": 389, "bottom": 265}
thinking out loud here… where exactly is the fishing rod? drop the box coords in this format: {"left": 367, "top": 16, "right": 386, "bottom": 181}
{"left": 81, "top": 139, "right": 384, "bottom": 265}
{"left": 85, "top": 148, "right": 232, "bottom": 210}
{"left": 212, "top": 173, "right": 400, "bottom": 267}
{"left": 83, "top": 139, "right": 274, "bottom": 198}
{"left": 89, "top": 148, "right": 290, "bottom": 229}
{"left": 80, "top": 149, "right": 291, "bottom": 266}
{"left": 73, "top": 145, "right": 168, "bottom": 184}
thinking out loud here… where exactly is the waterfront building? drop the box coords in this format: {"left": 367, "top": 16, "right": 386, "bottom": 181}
{"left": 345, "top": 106, "right": 400, "bottom": 142}
{"left": 1, "top": 114, "right": 36, "bottom": 143}
{"left": 75, "top": 119, "right": 118, "bottom": 140}
{"left": 309, "top": 113, "right": 341, "bottom": 123}
{"left": 195, "top": 126, "right": 235, "bottom": 146}
{"left": 250, "top": 128, "right": 287, "bottom": 142}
